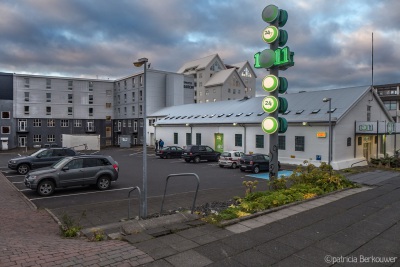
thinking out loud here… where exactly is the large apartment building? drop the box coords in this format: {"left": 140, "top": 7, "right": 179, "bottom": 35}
{"left": 375, "top": 83, "right": 400, "bottom": 122}
{"left": 0, "top": 69, "right": 194, "bottom": 150}
{"left": 177, "top": 54, "right": 257, "bottom": 103}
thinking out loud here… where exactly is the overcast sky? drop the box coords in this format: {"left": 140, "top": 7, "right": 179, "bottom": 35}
{"left": 1, "top": 0, "right": 399, "bottom": 94}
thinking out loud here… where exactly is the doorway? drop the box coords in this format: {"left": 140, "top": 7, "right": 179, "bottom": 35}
{"left": 363, "top": 142, "right": 371, "bottom": 161}
{"left": 18, "top": 136, "right": 27, "bottom": 147}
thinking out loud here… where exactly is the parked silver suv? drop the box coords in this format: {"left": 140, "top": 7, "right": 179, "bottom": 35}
{"left": 24, "top": 155, "right": 119, "bottom": 196}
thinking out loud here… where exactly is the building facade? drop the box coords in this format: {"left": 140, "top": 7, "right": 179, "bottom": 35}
{"left": 0, "top": 69, "right": 194, "bottom": 150}
{"left": 177, "top": 54, "right": 256, "bottom": 103}
{"left": 150, "top": 86, "right": 396, "bottom": 170}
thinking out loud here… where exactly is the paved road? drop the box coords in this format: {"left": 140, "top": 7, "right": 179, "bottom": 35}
{"left": 1, "top": 169, "right": 399, "bottom": 266}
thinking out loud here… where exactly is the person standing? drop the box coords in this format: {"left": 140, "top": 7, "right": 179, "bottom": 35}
{"left": 159, "top": 139, "right": 164, "bottom": 149}
{"left": 155, "top": 139, "right": 159, "bottom": 151}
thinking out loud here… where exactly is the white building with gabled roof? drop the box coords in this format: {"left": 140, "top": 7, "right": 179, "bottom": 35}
{"left": 150, "top": 85, "right": 397, "bottom": 170}
{"left": 177, "top": 54, "right": 256, "bottom": 103}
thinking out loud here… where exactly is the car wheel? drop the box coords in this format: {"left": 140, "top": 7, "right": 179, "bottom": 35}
{"left": 17, "top": 164, "right": 30, "bottom": 175}
{"left": 37, "top": 180, "right": 55, "bottom": 196}
{"left": 219, "top": 165, "right": 224, "bottom": 168}
{"left": 184, "top": 158, "right": 191, "bottom": 163}
{"left": 166, "top": 154, "right": 171, "bottom": 159}
{"left": 97, "top": 176, "right": 111, "bottom": 190}
{"left": 215, "top": 155, "right": 220, "bottom": 162}
{"left": 253, "top": 166, "right": 260, "bottom": 174}
{"left": 194, "top": 156, "right": 201, "bottom": 163}
{"left": 232, "top": 162, "right": 237, "bottom": 169}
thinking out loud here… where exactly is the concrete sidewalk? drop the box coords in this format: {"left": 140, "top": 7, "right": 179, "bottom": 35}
{"left": 1, "top": 171, "right": 400, "bottom": 266}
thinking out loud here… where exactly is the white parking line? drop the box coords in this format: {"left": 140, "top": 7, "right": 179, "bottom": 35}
{"left": 28, "top": 187, "right": 136, "bottom": 201}
{"left": 19, "top": 189, "right": 31, "bottom": 192}
{"left": 6, "top": 175, "right": 24, "bottom": 178}
{"left": 13, "top": 181, "right": 25, "bottom": 184}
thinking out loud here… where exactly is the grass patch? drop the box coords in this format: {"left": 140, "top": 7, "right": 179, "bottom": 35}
{"left": 203, "top": 161, "right": 357, "bottom": 225}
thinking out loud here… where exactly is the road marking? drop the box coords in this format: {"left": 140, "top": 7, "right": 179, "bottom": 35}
{"left": 13, "top": 181, "right": 25, "bottom": 184}
{"left": 19, "top": 189, "right": 31, "bottom": 192}
{"left": 6, "top": 175, "right": 24, "bottom": 178}
{"left": 28, "top": 187, "right": 136, "bottom": 201}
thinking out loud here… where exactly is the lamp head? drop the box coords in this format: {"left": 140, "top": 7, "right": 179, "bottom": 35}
{"left": 233, "top": 123, "right": 238, "bottom": 126}
{"left": 322, "top": 97, "right": 331, "bottom": 102}
{"left": 133, "top": 57, "right": 149, "bottom": 67}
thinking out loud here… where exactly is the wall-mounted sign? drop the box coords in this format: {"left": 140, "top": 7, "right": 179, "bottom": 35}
{"left": 316, "top": 132, "right": 327, "bottom": 138}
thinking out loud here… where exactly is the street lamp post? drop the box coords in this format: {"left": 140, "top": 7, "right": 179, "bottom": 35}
{"left": 134, "top": 57, "right": 148, "bottom": 219}
{"left": 323, "top": 98, "right": 332, "bottom": 167}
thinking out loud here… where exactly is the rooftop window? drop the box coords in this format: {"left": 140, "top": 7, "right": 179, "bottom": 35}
{"left": 246, "top": 112, "right": 253, "bottom": 116}
{"left": 217, "top": 114, "right": 225, "bottom": 117}
{"left": 283, "top": 110, "right": 291, "bottom": 115}
{"left": 295, "top": 110, "right": 304, "bottom": 114}
{"left": 327, "top": 108, "right": 337, "bottom": 113}
{"left": 226, "top": 113, "right": 233, "bottom": 117}
{"left": 236, "top": 113, "right": 243, "bottom": 117}
{"left": 311, "top": 109, "right": 320, "bottom": 114}
{"left": 257, "top": 112, "right": 265, "bottom": 116}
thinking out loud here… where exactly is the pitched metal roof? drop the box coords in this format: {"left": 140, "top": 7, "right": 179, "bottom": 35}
{"left": 177, "top": 54, "right": 219, "bottom": 73}
{"left": 204, "top": 69, "right": 236, "bottom": 87}
{"left": 151, "top": 85, "right": 380, "bottom": 125}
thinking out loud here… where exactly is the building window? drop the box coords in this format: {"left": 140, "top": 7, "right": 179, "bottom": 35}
{"left": 1, "top": 126, "right": 10, "bottom": 134}
{"left": 106, "top": 126, "right": 112, "bottom": 138}
{"left": 358, "top": 136, "right": 362, "bottom": 145}
{"left": 89, "top": 95, "right": 93, "bottom": 104}
{"left": 139, "top": 105, "right": 143, "bottom": 115}
{"left": 24, "top": 106, "right": 29, "bottom": 115}
{"left": 24, "top": 78, "right": 29, "bottom": 88}
{"left": 367, "top": 105, "right": 371, "bottom": 121}
{"left": 196, "top": 133, "right": 201, "bottom": 145}
{"left": 68, "top": 94, "right": 73, "bottom": 103}
{"left": 235, "top": 134, "right": 242, "bottom": 147}
{"left": 295, "top": 136, "right": 305, "bottom": 151}
{"left": 255, "top": 135, "right": 264, "bottom": 148}
{"left": 33, "top": 135, "right": 41, "bottom": 143}
{"left": 106, "top": 90, "right": 112, "bottom": 96}
{"left": 33, "top": 119, "right": 41, "bottom": 127}
{"left": 47, "top": 119, "right": 55, "bottom": 127}
{"left": 47, "top": 135, "right": 56, "bottom": 143}
{"left": 106, "top": 116, "right": 111, "bottom": 121}
{"left": 278, "top": 136, "right": 286, "bottom": 150}
{"left": 139, "top": 90, "right": 143, "bottom": 101}
{"left": 128, "top": 120, "right": 132, "bottom": 127}
{"left": 46, "top": 93, "right": 51, "bottom": 102}
{"left": 68, "top": 80, "right": 73, "bottom": 90}
{"left": 46, "top": 106, "right": 51, "bottom": 115}
{"left": 124, "top": 107, "right": 127, "bottom": 115}
{"left": 24, "top": 92, "right": 29, "bottom": 102}
{"left": 1, "top": 112, "right": 10, "bottom": 119}
{"left": 132, "top": 106, "right": 135, "bottom": 115}
{"left": 46, "top": 79, "right": 51, "bottom": 89}
{"left": 89, "top": 108, "right": 93, "bottom": 116}
{"left": 132, "top": 92, "right": 135, "bottom": 101}
{"left": 174, "top": 133, "right": 178, "bottom": 144}
{"left": 123, "top": 120, "right": 126, "bottom": 127}
{"left": 347, "top": 137, "right": 351, "bottom": 147}
{"left": 140, "top": 75, "right": 143, "bottom": 86}
{"left": 89, "top": 81, "right": 93, "bottom": 91}
{"left": 186, "top": 133, "right": 192, "bottom": 146}
{"left": 134, "top": 121, "right": 138, "bottom": 132}
{"left": 132, "top": 77, "right": 136, "bottom": 88}
{"left": 74, "top": 120, "right": 82, "bottom": 127}
{"left": 383, "top": 101, "right": 396, "bottom": 110}
{"left": 61, "top": 120, "right": 69, "bottom": 127}
{"left": 106, "top": 103, "right": 111, "bottom": 108}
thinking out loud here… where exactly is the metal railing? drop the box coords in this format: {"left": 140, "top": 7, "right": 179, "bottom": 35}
{"left": 128, "top": 186, "right": 142, "bottom": 220}
{"left": 160, "top": 173, "right": 200, "bottom": 215}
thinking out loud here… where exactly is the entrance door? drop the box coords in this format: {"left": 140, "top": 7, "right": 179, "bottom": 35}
{"left": 363, "top": 143, "right": 371, "bottom": 161}
{"left": 18, "top": 136, "right": 27, "bottom": 147}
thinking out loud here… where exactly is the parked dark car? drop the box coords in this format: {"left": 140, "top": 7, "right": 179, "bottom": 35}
{"left": 8, "top": 148, "right": 77, "bottom": 175}
{"left": 24, "top": 155, "right": 119, "bottom": 196}
{"left": 156, "top": 146, "right": 183, "bottom": 159}
{"left": 182, "top": 145, "right": 221, "bottom": 163}
{"left": 239, "top": 153, "right": 281, "bottom": 173}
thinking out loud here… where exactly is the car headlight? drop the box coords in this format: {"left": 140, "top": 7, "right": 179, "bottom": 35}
{"left": 28, "top": 175, "right": 37, "bottom": 180}
{"left": 9, "top": 160, "right": 16, "bottom": 164}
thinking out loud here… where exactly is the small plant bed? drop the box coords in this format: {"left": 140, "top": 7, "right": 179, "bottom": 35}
{"left": 202, "top": 162, "right": 358, "bottom": 225}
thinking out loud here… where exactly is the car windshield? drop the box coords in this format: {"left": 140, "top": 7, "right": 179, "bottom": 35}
{"left": 30, "top": 149, "right": 47, "bottom": 157}
{"left": 52, "top": 157, "right": 71, "bottom": 169}
{"left": 221, "top": 152, "right": 231, "bottom": 157}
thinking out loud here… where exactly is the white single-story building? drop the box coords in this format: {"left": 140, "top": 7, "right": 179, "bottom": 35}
{"left": 148, "top": 86, "right": 397, "bottom": 169}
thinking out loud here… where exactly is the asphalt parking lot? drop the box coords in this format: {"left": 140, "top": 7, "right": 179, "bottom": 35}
{"left": 0, "top": 147, "right": 276, "bottom": 227}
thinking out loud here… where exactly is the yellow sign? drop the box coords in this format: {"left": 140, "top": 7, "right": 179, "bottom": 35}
{"left": 316, "top": 132, "right": 327, "bottom": 138}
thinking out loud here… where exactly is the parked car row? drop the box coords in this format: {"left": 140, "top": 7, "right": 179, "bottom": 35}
{"left": 8, "top": 147, "right": 119, "bottom": 197}
{"left": 155, "top": 145, "right": 279, "bottom": 174}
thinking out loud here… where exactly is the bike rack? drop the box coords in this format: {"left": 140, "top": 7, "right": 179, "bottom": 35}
{"left": 160, "top": 173, "right": 200, "bottom": 215}
{"left": 128, "top": 186, "right": 142, "bottom": 220}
